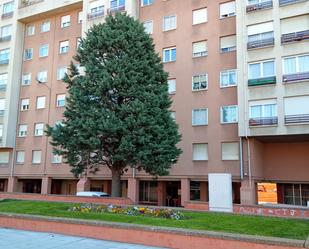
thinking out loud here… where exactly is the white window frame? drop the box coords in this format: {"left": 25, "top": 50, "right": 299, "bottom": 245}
{"left": 26, "top": 24, "right": 35, "bottom": 36}
{"left": 193, "top": 8, "right": 207, "bottom": 25}
{"left": 168, "top": 79, "right": 176, "bottom": 94}
{"left": 20, "top": 98, "right": 29, "bottom": 111}
{"left": 143, "top": 20, "right": 153, "bottom": 34}
{"left": 32, "top": 150, "right": 42, "bottom": 164}
{"left": 220, "top": 105, "right": 238, "bottom": 124}
{"left": 41, "top": 20, "right": 51, "bottom": 33}
{"left": 16, "top": 151, "right": 25, "bottom": 164}
{"left": 220, "top": 69, "right": 237, "bottom": 88}
{"left": 192, "top": 108, "right": 208, "bottom": 126}
{"left": 248, "top": 59, "right": 275, "bottom": 79}
{"left": 34, "top": 123, "right": 44, "bottom": 136}
{"left": 52, "top": 153, "right": 62, "bottom": 164}
{"left": 37, "top": 70, "right": 47, "bottom": 83}
{"left": 163, "top": 47, "right": 176, "bottom": 63}
{"left": 141, "top": 0, "right": 153, "bottom": 6}
{"left": 193, "top": 143, "right": 208, "bottom": 161}
{"left": 22, "top": 73, "right": 31, "bottom": 86}
{"left": 221, "top": 142, "right": 239, "bottom": 161}
{"left": 219, "top": 1, "right": 236, "bottom": 19}
{"left": 24, "top": 48, "right": 33, "bottom": 61}
{"left": 163, "top": 15, "right": 177, "bottom": 32}
{"left": 192, "top": 74, "right": 208, "bottom": 91}
{"left": 56, "top": 94, "right": 66, "bottom": 107}
{"left": 18, "top": 124, "right": 28, "bottom": 137}
{"left": 192, "top": 41, "right": 207, "bottom": 58}
{"left": 59, "top": 40, "right": 69, "bottom": 54}
{"left": 39, "top": 44, "right": 49, "bottom": 58}
{"left": 61, "top": 15, "right": 71, "bottom": 28}
{"left": 36, "top": 96, "right": 46, "bottom": 109}
{"left": 283, "top": 54, "right": 309, "bottom": 75}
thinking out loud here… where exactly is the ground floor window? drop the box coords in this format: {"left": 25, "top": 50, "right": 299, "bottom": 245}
{"left": 190, "top": 181, "right": 200, "bottom": 201}
{"left": 279, "top": 183, "right": 309, "bottom": 207}
{"left": 139, "top": 181, "right": 158, "bottom": 204}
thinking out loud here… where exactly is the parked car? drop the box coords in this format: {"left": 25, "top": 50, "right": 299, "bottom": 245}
{"left": 76, "top": 191, "right": 110, "bottom": 197}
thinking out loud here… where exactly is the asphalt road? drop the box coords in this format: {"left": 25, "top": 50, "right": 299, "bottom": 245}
{"left": 0, "top": 228, "right": 168, "bottom": 249}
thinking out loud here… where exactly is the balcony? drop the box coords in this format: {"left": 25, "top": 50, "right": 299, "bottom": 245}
{"left": 87, "top": 10, "right": 104, "bottom": 20}
{"left": 285, "top": 114, "right": 309, "bottom": 124}
{"left": 248, "top": 76, "right": 276, "bottom": 86}
{"left": 0, "top": 36, "right": 12, "bottom": 42}
{"left": 247, "top": 37, "right": 274, "bottom": 49}
{"left": 246, "top": 1, "right": 273, "bottom": 12}
{"left": 249, "top": 117, "right": 278, "bottom": 126}
{"left": 0, "top": 60, "right": 9, "bottom": 65}
{"left": 19, "top": 0, "right": 44, "bottom": 8}
{"left": 1, "top": 12, "right": 13, "bottom": 19}
{"left": 281, "top": 30, "right": 309, "bottom": 44}
{"left": 279, "top": 0, "right": 308, "bottom": 6}
{"left": 108, "top": 5, "right": 125, "bottom": 14}
{"left": 283, "top": 72, "right": 309, "bottom": 83}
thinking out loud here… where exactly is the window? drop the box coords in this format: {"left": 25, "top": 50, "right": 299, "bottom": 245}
{"left": 2, "top": 1, "right": 14, "bottom": 15}
{"left": 281, "top": 15, "right": 309, "bottom": 35}
{"left": 139, "top": 181, "right": 158, "bottom": 203}
{"left": 61, "top": 15, "right": 71, "bottom": 28}
{"left": 18, "top": 124, "right": 28, "bottom": 137}
{"left": 22, "top": 73, "right": 31, "bottom": 86}
{"left": 193, "top": 143, "right": 208, "bottom": 161}
{"left": 41, "top": 20, "right": 51, "bottom": 33}
{"left": 220, "top": 70, "right": 236, "bottom": 87}
{"left": 249, "top": 60, "right": 275, "bottom": 79}
{"left": 192, "top": 74, "right": 208, "bottom": 91}
{"left": 190, "top": 181, "right": 201, "bottom": 201}
{"left": 170, "top": 111, "right": 176, "bottom": 120}
{"left": 24, "top": 48, "right": 33, "bottom": 61}
{"left": 143, "top": 20, "right": 153, "bottom": 34}
{"left": 36, "top": 96, "right": 46, "bottom": 109}
{"left": 168, "top": 79, "right": 176, "bottom": 94}
{"left": 250, "top": 100, "right": 277, "bottom": 119}
{"left": 0, "top": 25, "right": 12, "bottom": 39}
{"left": 222, "top": 142, "right": 239, "bottom": 160}
{"left": 283, "top": 55, "right": 309, "bottom": 75}
{"left": 16, "top": 151, "right": 25, "bottom": 164}
{"left": 192, "top": 108, "right": 208, "bottom": 126}
{"left": 0, "top": 125, "right": 3, "bottom": 137}
{"left": 21, "top": 98, "right": 29, "bottom": 111}
{"left": 76, "top": 37, "right": 81, "bottom": 49}
{"left": 39, "top": 44, "right": 49, "bottom": 57}
{"left": 220, "top": 1, "right": 236, "bottom": 18}
{"left": 192, "top": 41, "right": 207, "bottom": 57}
{"left": 193, "top": 8, "right": 207, "bottom": 25}
{"left": 57, "top": 67, "right": 67, "bottom": 80}
{"left": 37, "top": 71, "right": 47, "bottom": 83}
{"left": 34, "top": 123, "right": 44, "bottom": 136}
{"left": 163, "top": 15, "right": 176, "bottom": 31}
{"left": 89, "top": 1, "right": 104, "bottom": 19}
{"left": 284, "top": 96, "right": 309, "bottom": 120}
{"left": 0, "top": 152, "right": 9, "bottom": 164}
{"left": 221, "top": 105, "right": 238, "bottom": 123}
{"left": 0, "top": 49, "right": 10, "bottom": 64}
{"left": 26, "top": 25, "right": 35, "bottom": 36}
{"left": 220, "top": 35, "right": 236, "bottom": 52}
{"left": 52, "top": 153, "right": 62, "bottom": 164}
{"left": 163, "top": 47, "right": 176, "bottom": 63}
{"left": 0, "top": 99, "right": 5, "bottom": 115}
{"left": 247, "top": 22, "right": 274, "bottom": 46}
{"left": 142, "top": 0, "right": 153, "bottom": 6}
{"left": 0, "top": 73, "right": 8, "bottom": 87}
{"left": 110, "top": 0, "right": 125, "bottom": 11}
{"left": 77, "top": 11, "right": 83, "bottom": 23}
{"left": 59, "top": 40, "right": 69, "bottom": 54}
{"left": 32, "top": 150, "right": 42, "bottom": 164}
{"left": 56, "top": 94, "right": 66, "bottom": 107}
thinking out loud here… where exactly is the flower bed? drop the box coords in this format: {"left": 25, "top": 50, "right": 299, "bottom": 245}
{"left": 68, "top": 204, "right": 185, "bottom": 220}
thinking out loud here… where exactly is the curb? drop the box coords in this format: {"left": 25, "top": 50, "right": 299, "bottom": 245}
{"left": 0, "top": 212, "right": 306, "bottom": 248}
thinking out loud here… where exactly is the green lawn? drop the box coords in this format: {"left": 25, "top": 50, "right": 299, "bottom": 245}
{"left": 0, "top": 199, "right": 308, "bottom": 240}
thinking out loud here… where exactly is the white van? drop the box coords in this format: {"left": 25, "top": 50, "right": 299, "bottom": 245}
{"left": 76, "top": 191, "right": 110, "bottom": 197}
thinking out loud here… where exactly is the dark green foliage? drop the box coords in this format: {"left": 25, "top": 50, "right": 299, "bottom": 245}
{"left": 46, "top": 13, "right": 182, "bottom": 196}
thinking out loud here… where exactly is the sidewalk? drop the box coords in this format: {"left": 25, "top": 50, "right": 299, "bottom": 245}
{"left": 0, "top": 228, "right": 167, "bottom": 249}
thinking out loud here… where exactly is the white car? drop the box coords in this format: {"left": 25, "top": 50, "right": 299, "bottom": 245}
{"left": 76, "top": 191, "right": 110, "bottom": 197}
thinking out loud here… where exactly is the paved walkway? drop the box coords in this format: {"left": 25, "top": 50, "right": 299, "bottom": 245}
{"left": 0, "top": 228, "right": 168, "bottom": 249}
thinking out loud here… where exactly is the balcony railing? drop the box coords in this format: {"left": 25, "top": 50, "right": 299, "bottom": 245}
{"left": 279, "top": 0, "right": 307, "bottom": 6}
{"left": 283, "top": 72, "right": 309, "bottom": 83}
{"left": 108, "top": 5, "right": 125, "bottom": 14}
{"left": 249, "top": 117, "right": 278, "bottom": 126}
{"left": 248, "top": 76, "right": 276, "bottom": 86}
{"left": 247, "top": 37, "right": 274, "bottom": 49}
{"left": 87, "top": 10, "right": 104, "bottom": 20}
{"left": 246, "top": 1, "right": 273, "bottom": 12}
{"left": 0, "top": 36, "right": 12, "bottom": 42}
{"left": 1, "top": 12, "right": 13, "bottom": 19}
{"left": 19, "top": 0, "right": 44, "bottom": 8}
{"left": 0, "top": 59, "right": 9, "bottom": 65}
{"left": 281, "top": 30, "right": 309, "bottom": 44}
{"left": 285, "top": 114, "right": 309, "bottom": 124}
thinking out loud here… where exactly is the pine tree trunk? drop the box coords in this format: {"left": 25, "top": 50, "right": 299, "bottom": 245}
{"left": 111, "top": 167, "right": 122, "bottom": 197}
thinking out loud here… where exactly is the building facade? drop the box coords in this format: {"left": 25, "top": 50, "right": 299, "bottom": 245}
{"left": 0, "top": 0, "right": 308, "bottom": 208}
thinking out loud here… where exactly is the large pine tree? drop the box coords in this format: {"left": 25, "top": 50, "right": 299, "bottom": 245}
{"left": 46, "top": 13, "right": 182, "bottom": 197}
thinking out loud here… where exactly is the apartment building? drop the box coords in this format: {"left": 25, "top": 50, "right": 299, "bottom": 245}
{"left": 0, "top": 0, "right": 308, "bottom": 208}
{"left": 237, "top": 0, "right": 309, "bottom": 206}
{"left": 0, "top": 0, "right": 23, "bottom": 192}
